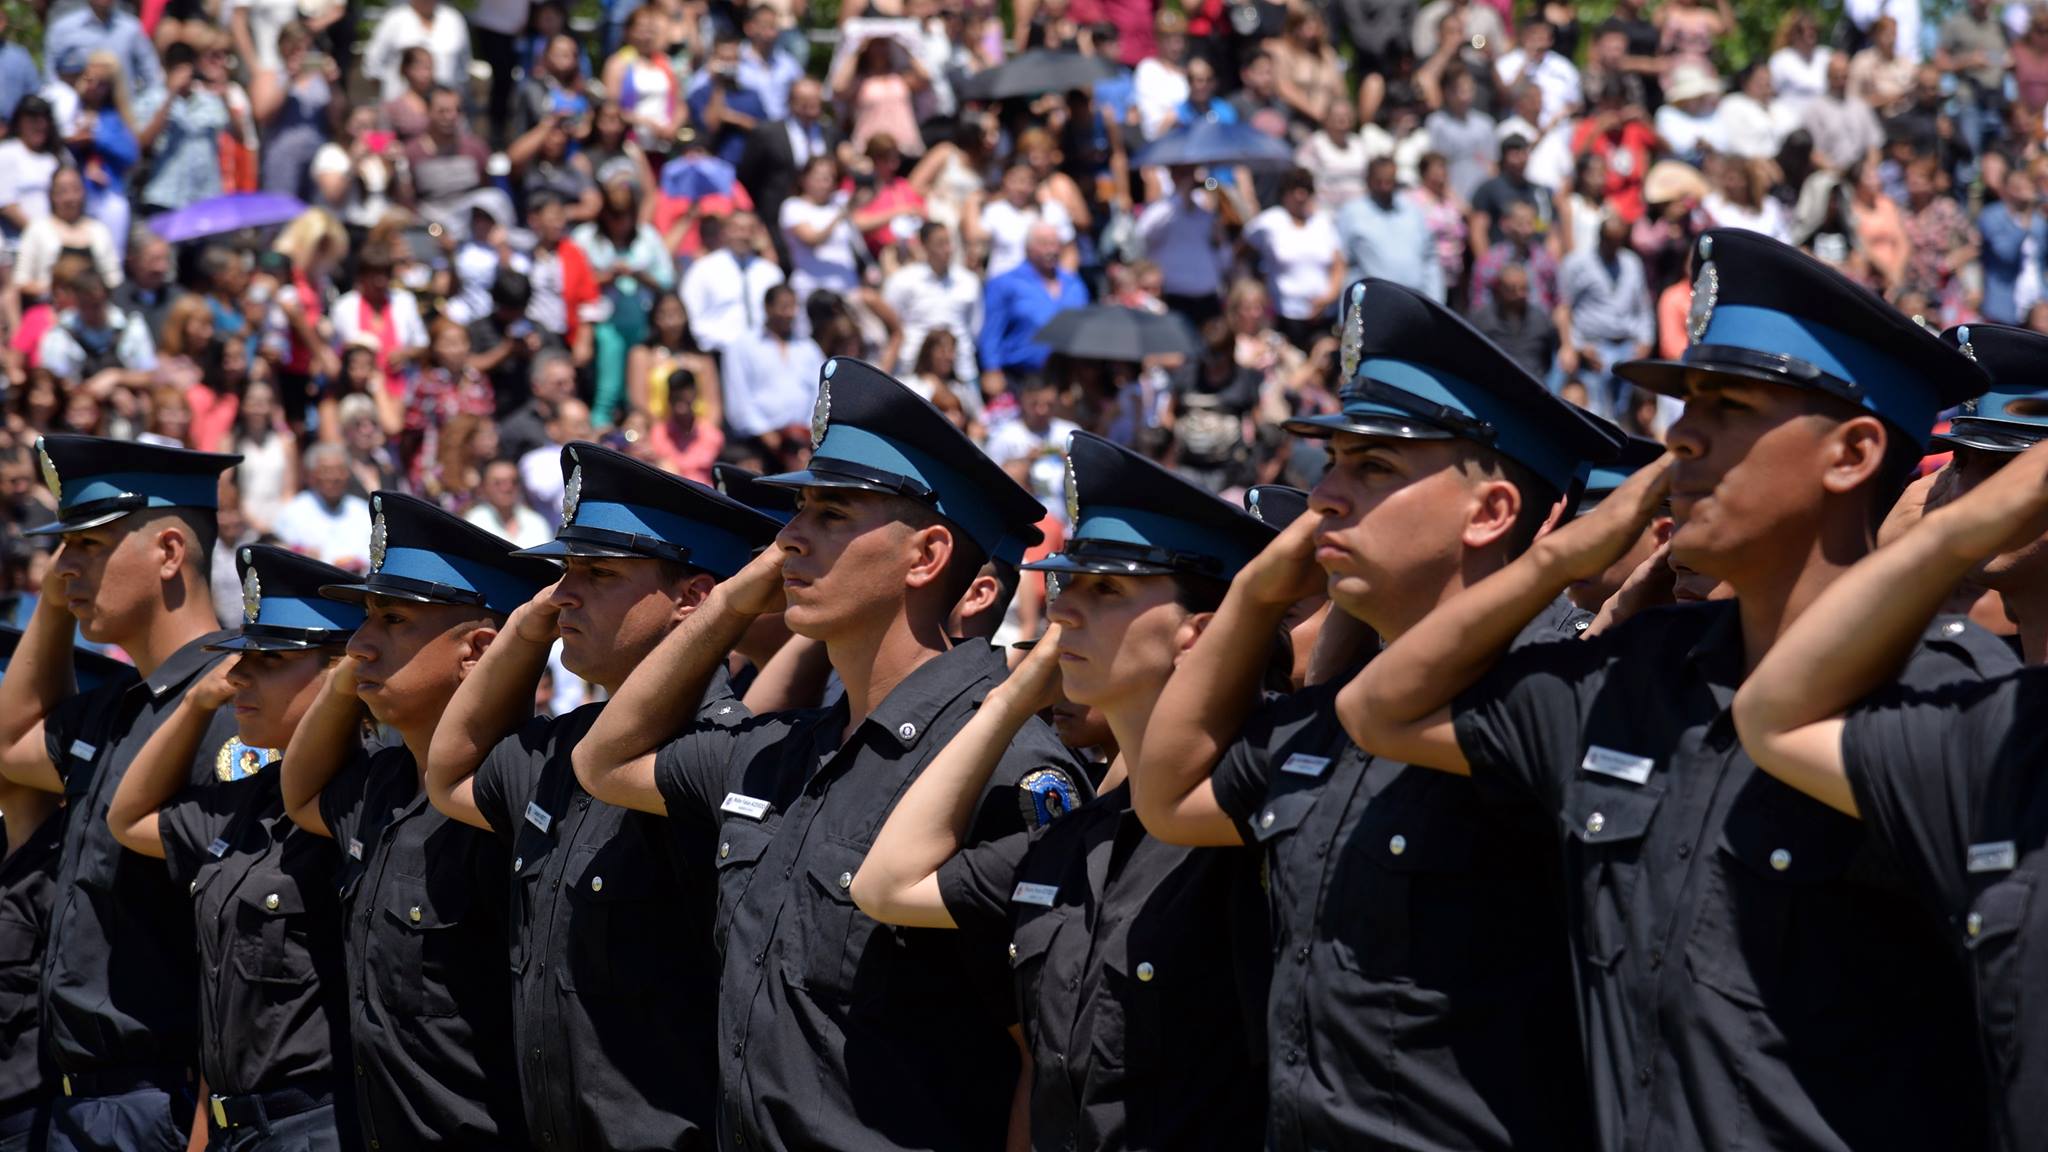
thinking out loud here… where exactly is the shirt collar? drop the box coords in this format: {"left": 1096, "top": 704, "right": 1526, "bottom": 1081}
{"left": 1679, "top": 599, "right": 1744, "bottom": 687}
{"left": 146, "top": 629, "right": 235, "bottom": 698}
{"left": 863, "top": 638, "right": 1001, "bottom": 751}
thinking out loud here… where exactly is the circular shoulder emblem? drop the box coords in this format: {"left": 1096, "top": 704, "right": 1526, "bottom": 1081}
{"left": 216, "top": 738, "right": 280, "bottom": 782}
{"left": 1018, "top": 768, "right": 1081, "bottom": 829}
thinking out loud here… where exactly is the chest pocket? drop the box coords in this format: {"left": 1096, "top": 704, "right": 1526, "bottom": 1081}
{"left": 231, "top": 879, "right": 316, "bottom": 986}
{"left": 506, "top": 841, "right": 549, "bottom": 976}
{"left": 713, "top": 821, "right": 773, "bottom": 955}
{"left": 1563, "top": 776, "right": 1663, "bottom": 968}
{"left": 373, "top": 876, "right": 473, "bottom": 1018}
{"left": 1684, "top": 784, "right": 1864, "bottom": 1013}
{"left": 1250, "top": 791, "right": 1316, "bottom": 847}
{"left": 63, "top": 759, "right": 120, "bottom": 894}
{"left": 0, "top": 913, "right": 37, "bottom": 1021}
{"left": 1331, "top": 795, "right": 1479, "bottom": 980}
{"left": 784, "top": 836, "right": 882, "bottom": 1005}
{"left": 562, "top": 839, "right": 660, "bottom": 997}
{"left": 1008, "top": 908, "right": 1070, "bottom": 1053}
{"left": 1966, "top": 870, "right": 2037, "bottom": 1079}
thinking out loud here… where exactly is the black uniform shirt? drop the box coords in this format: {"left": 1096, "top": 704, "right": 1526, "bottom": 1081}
{"left": 320, "top": 745, "right": 528, "bottom": 1151}
{"left": 936, "top": 782, "right": 1268, "bottom": 1152}
{"left": 159, "top": 770, "right": 351, "bottom": 1101}
{"left": 653, "top": 638, "right": 1089, "bottom": 1152}
{"left": 1452, "top": 601, "right": 2005, "bottom": 1152}
{"left": 1843, "top": 659, "right": 2048, "bottom": 1152}
{"left": 1206, "top": 600, "right": 1591, "bottom": 1152}
{"left": 40, "top": 633, "right": 231, "bottom": 1078}
{"left": 469, "top": 669, "right": 747, "bottom": 1152}
{"left": 0, "top": 808, "right": 63, "bottom": 1116}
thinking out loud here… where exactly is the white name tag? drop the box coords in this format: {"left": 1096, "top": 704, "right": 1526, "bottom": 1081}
{"left": 524, "top": 801, "right": 553, "bottom": 834}
{"left": 1279, "top": 754, "right": 1331, "bottom": 778}
{"left": 1012, "top": 882, "right": 1059, "bottom": 907}
{"left": 721, "top": 793, "right": 772, "bottom": 821}
{"left": 347, "top": 839, "right": 364, "bottom": 861}
{"left": 206, "top": 837, "right": 230, "bottom": 858}
{"left": 1968, "top": 841, "right": 2018, "bottom": 874}
{"left": 1581, "top": 746, "right": 1655, "bottom": 786}
{"left": 68, "top": 739, "right": 96, "bottom": 762}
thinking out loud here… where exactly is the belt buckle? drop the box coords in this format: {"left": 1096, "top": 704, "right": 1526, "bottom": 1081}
{"left": 210, "top": 1096, "right": 228, "bottom": 1129}
{"left": 60, "top": 1075, "right": 72, "bottom": 1098}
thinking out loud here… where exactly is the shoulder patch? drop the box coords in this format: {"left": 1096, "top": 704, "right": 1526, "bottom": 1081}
{"left": 1018, "top": 768, "right": 1080, "bottom": 829}
{"left": 216, "top": 739, "right": 280, "bottom": 782}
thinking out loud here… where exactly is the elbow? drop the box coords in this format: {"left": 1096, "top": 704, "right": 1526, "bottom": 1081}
{"left": 1728, "top": 683, "right": 1774, "bottom": 764}
{"left": 107, "top": 813, "right": 151, "bottom": 857}
{"left": 847, "top": 868, "right": 890, "bottom": 921}
{"left": 570, "top": 743, "right": 616, "bottom": 806}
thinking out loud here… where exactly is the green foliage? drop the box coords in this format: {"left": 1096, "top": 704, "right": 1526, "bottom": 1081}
{"left": 1571, "top": 0, "right": 1846, "bottom": 71}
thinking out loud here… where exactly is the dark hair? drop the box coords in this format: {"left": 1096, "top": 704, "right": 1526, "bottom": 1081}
{"left": 428, "top": 83, "right": 461, "bottom": 105}
{"left": 1277, "top": 166, "right": 1317, "bottom": 198}
{"left": 1168, "top": 570, "right": 1230, "bottom": 614}
{"left": 492, "top": 268, "right": 532, "bottom": 308}
{"left": 912, "top": 328, "right": 957, "bottom": 378}
{"left": 667, "top": 366, "right": 698, "bottom": 397}
{"left": 527, "top": 189, "right": 565, "bottom": 214}
{"left": 7, "top": 95, "right": 57, "bottom": 152}
{"left": 356, "top": 247, "right": 396, "bottom": 276}
{"left": 763, "top": 283, "right": 796, "bottom": 309}
{"left": 162, "top": 42, "right": 199, "bottom": 72}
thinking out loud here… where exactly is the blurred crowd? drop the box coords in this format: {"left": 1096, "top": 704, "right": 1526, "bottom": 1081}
{"left": 0, "top": 0, "right": 2023, "bottom": 657}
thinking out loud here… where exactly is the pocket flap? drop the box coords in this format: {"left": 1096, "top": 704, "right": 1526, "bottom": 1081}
{"left": 1357, "top": 798, "right": 1477, "bottom": 872}
{"left": 1250, "top": 791, "right": 1316, "bottom": 843}
{"left": 716, "top": 826, "right": 772, "bottom": 870}
{"left": 804, "top": 840, "right": 866, "bottom": 905}
{"left": 1564, "top": 778, "right": 1662, "bottom": 845}
{"left": 569, "top": 843, "right": 657, "bottom": 903}
{"left": 1009, "top": 908, "right": 1064, "bottom": 967}
{"left": 1716, "top": 793, "right": 1860, "bottom": 884}
{"left": 1966, "top": 873, "right": 2035, "bottom": 949}
{"left": 0, "top": 916, "right": 34, "bottom": 963}
{"left": 237, "top": 880, "right": 307, "bottom": 916}
{"left": 382, "top": 879, "right": 470, "bottom": 930}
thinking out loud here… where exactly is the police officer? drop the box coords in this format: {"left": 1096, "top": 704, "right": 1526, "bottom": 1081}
{"left": 576, "top": 358, "right": 1087, "bottom": 1152}
{"left": 279, "top": 492, "right": 555, "bottom": 1151}
{"left": 0, "top": 629, "right": 128, "bottom": 1152}
{"left": 423, "top": 443, "right": 782, "bottom": 1152}
{"left": 1135, "top": 279, "right": 1619, "bottom": 1152}
{"left": 0, "top": 435, "right": 242, "bottom": 1152}
{"left": 1733, "top": 321, "right": 2048, "bottom": 1152}
{"left": 852, "top": 431, "right": 1276, "bottom": 1151}
{"left": 1564, "top": 431, "right": 1670, "bottom": 614}
{"left": 105, "top": 546, "right": 366, "bottom": 1151}
{"left": 1242, "top": 485, "right": 1337, "bottom": 691}
{"left": 1342, "top": 230, "right": 2007, "bottom": 1152}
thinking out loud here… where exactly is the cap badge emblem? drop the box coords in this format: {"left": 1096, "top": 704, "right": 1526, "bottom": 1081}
{"left": 369, "top": 514, "right": 388, "bottom": 573}
{"left": 1686, "top": 259, "right": 1718, "bottom": 345}
{"left": 1340, "top": 283, "right": 1365, "bottom": 380}
{"left": 1064, "top": 455, "right": 1081, "bottom": 524}
{"left": 812, "top": 374, "right": 832, "bottom": 450}
{"left": 1958, "top": 325, "right": 1977, "bottom": 362}
{"left": 36, "top": 440, "right": 59, "bottom": 501}
{"left": 241, "top": 567, "right": 262, "bottom": 625}
{"left": 1248, "top": 489, "right": 1266, "bottom": 523}
{"left": 562, "top": 464, "right": 583, "bottom": 526}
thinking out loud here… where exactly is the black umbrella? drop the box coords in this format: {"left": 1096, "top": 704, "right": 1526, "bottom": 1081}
{"left": 1134, "top": 121, "right": 1298, "bottom": 171}
{"left": 957, "top": 50, "right": 1122, "bottom": 101}
{"left": 1032, "top": 306, "right": 1202, "bottom": 361}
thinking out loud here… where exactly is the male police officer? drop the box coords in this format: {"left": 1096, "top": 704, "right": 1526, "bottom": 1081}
{"left": 1734, "top": 321, "right": 2048, "bottom": 1152}
{"left": 280, "top": 492, "right": 555, "bottom": 1151}
{"left": 1342, "top": 230, "right": 2007, "bottom": 1152}
{"left": 576, "top": 358, "right": 1086, "bottom": 1151}
{"left": 1565, "top": 431, "right": 1669, "bottom": 614}
{"left": 424, "top": 442, "right": 782, "bottom": 1152}
{"left": 0, "top": 435, "right": 241, "bottom": 1152}
{"left": 1135, "top": 280, "right": 1620, "bottom": 1152}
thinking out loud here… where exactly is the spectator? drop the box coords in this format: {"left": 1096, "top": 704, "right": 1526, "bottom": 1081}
{"left": 1937, "top": 0, "right": 2007, "bottom": 158}
{"left": 1468, "top": 134, "right": 1554, "bottom": 257}
{"left": 1410, "top": 151, "right": 1469, "bottom": 302}
{"left": 362, "top": 0, "right": 472, "bottom": 104}
{"left": 985, "top": 373, "right": 1079, "bottom": 522}
{"left": 403, "top": 84, "right": 502, "bottom": 233}
{"left": 468, "top": 269, "right": 548, "bottom": 419}
{"left": 16, "top": 169, "right": 121, "bottom": 300}
{"left": 1654, "top": 64, "right": 1724, "bottom": 167}
{"left": 332, "top": 248, "right": 429, "bottom": 397}
{"left": 1899, "top": 155, "right": 1977, "bottom": 304}
{"left": 1703, "top": 154, "right": 1792, "bottom": 241}
{"left": 976, "top": 163, "right": 1078, "bottom": 278}
{"left": 1230, "top": 49, "right": 1294, "bottom": 146}
{"left": 848, "top": 134, "right": 928, "bottom": 269}
{"left": 834, "top": 28, "right": 928, "bottom": 159}
{"left": 574, "top": 172, "right": 675, "bottom": 426}
{"left": 276, "top": 441, "right": 374, "bottom": 568}
{"left": 1133, "top": 9, "right": 1192, "bottom": 138}
{"left": 687, "top": 36, "right": 769, "bottom": 168}
{"left": 464, "top": 456, "right": 552, "bottom": 548}
{"left": 1242, "top": 167, "right": 1345, "bottom": 349}
{"left": 1557, "top": 210, "right": 1655, "bottom": 419}
{"left": 1570, "top": 74, "right": 1657, "bottom": 221}
{"left": 255, "top": 22, "right": 338, "bottom": 199}
{"left": 1494, "top": 19, "right": 1581, "bottom": 130}
{"left": 0, "top": 9, "right": 36, "bottom": 123}
{"left": 1470, "top": 199, "right": 1560, "bottom": 312}
{"left": 907, "top": 328, "right": 983, "bottom": 440}
{"left": 380, "top": 45, "right": 435, "bottom": 142}
{"left": 1978, "top": 167, "right": 2046, "bottom": 324}
{"left": 1715, "top": 63, "right": 1799, "bottom": 160}
{"left": 1557, "top": 151, "right": 1608, "bottom": 256}
{"left": 1424, "top": 69, "right": 1498, "bottom": 202}
{"left": 979, "top": 222, "right": 1089, "bottom": 393}
{"left": 737, "top": 5, "right": 805, "bottom": 122}
{"left": 226, "top": 379, "right": 298, "bottom": 533}
{"left": 1411, "top": 0, "right": 1507, "bottom": 67}
{"left": 1272, "top": 8, "right": 1345, "bottom": 132}
{"left": 780, "top": 156, "right": 864, "bottom": 302}
{"left": 625, "top": 291, "right": 720, "bottom": 423}
{"left": 1657, "top": 0, "right": 1732, "bottom": 70}
{"left": 1337, "top": 156, "right": 1444, "bottom": 301}
{"left": 519, "top": 395, "right": 591, "bottom": 522}
{"left": 1802, "top": 50, "right": 1885, "bottom": 171}
{"left": 738, "top": 76, "right": 842, "bottom": 265}
{"left": 310, "top": 105, "right": 399, "bottom": 229}
{"left": 1135, "top": 167, "right": 1229, "bottom": 322}
{"left": 1175, "top": 55, "right": 1237, "bottom": 127}
{"left": 1296, "top": 98, "right": 1372, "bottom": 207}
{"left": 522, "top": 191, "right": 602, "bottom": 368}
{"left": 1849, "top": 16, "right": 1915, "bottom": 117}
{"left": 500, "top": 348, "right": 577, "bottom": 460}
{"left": 0, "top": 97, "right": 65, "bottom": 242}
{"left": 401, "top": 319, "right": 494, "bottom": 494}
{"left": 604, "top": 7, "right": 684, "bottom": 157}
{"left": 43, "top": 0, "right": 161, "bottom": 99}
{"left": 884, "top": 222, "right": 984, "bottom": 380}
{"left": 113, "top": 232, "right": 180, "bottom": 335}
{"left": 1466, "top": 262, "right": 1559, "bottom": 379}
{"left": 1848, "top": 158, "right": 1908, "bottom": 292}
{"left": 719, "top": 283, "right": 823, "bottom": 451}
{"left": 38, "top": 265, "right": 156, "bottom": 388}
{"left": 2015, "top": 11, "right": 2048, "bottom": 116}
{"left": 680, "top": 210, "right": 785, "bottom": 354}
{"left": 136, "top": 37, "right": 248, "bottom": 213}
{"left": 643, "top": 367, "right": 724, "bottom": 482}
{"left": 1768, "top": 10, "right": 1834, "bottom": 108}
{"left": 510, "top": 33, "right": 594, "bottom": 146}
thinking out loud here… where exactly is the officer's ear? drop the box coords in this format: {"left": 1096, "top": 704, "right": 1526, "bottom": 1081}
{"left": 900, "top": 518, "right": 957, "bottom": 595}
{"left": 1818, "top": 413, "right": 1890, "bottom": 498}
{"left": 1460, "top": 476, "right": 1523, "bottom": 552}
{"left": 669, "top": 570, "right": 718, "bottom": 620}
{"left": 1651, "top": 515, "right": 1675, "bottom": 546}
{"left": 455, "top": 620, "right": 500, "bottom": 681}
{"left": 1170, "top": 611, "right": 1215, "bottom": 667}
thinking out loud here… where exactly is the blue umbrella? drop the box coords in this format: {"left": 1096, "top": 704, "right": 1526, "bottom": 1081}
{"left": 148, "top": 193, "right": 308, "bottom": 243}
{"left": 1134, "top": 121, "right": 1295, "bottom": 171}
{"left": 660, "top": 155, "right": 739, "bottom": 201}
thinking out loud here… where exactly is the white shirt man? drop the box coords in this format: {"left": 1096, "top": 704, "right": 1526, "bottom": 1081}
{"left": 883, "top": 230, "right": 983, "bottom": 378}
{"left": 275, "top": 444, "right": 373, "bottom": 571}
{"left": 1494, "top": 47, "right": 1582, "bottom": 129}
{"left": 361, "top": 0, "right": 473, "bottom": 102}
{"left": 722, "top": 287, "right": 825, "bottom": 438}
{"left": 680, "top": 227, "right": 786, "bottom": 354}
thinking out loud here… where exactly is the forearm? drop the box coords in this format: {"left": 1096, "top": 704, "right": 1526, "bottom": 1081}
{"left": 0, "top": 596, "right": 75, "bottom": 754}
{"left": 108, "top": 691, "right": 218, "bottom": 857}
{"left": 851, "top": 689, "right": 1035, "bottom": 928}
{"left": 280, "top": 685, "right": 363, "bottom": 836}
{"left": 574, "top": 585, "right": 757, "bottom": 795}
{"left": 426, "top": 626, "right": 548, "bottom": 828}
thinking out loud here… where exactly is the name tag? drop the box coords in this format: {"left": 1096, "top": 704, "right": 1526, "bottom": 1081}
{"left": 206, "top": 838, "right": 230, "bottom": 859}
{"left": 347, "top": 839, "right": 364, "bottom": 861}
{"left": 1581, "top": 745, "right": 1654, "bottom": 786}
{"left": 68, "top": 739, "right": 96, "bottom": 762}
{"left": 524, "top": 801, "right": 553, "bottom": 834}
{"left": 1012, "top": 882, "right": 1059, "bottom": 907}
{"left": 721, "top": 793, "right": 772, "bottom": 821}
{"left": 1968, "top": 841, "right": 2018, "bottom": 874}
{"left": 1279, "top": 754, "right": 1331, "bottom": 778}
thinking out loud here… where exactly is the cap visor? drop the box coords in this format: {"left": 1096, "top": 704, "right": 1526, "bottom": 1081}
{"left": 318, "top": 581, "right": 443, "bottom": 607}
{"left": 207, "top": 632, "right": 346, "bottom": 652}
{"left": 22, "top": 508, "right": 138, "bottom": 536}
{"left": 1281, "top": 412, "right": 1459, "bottom": 441}
{"left": 1020, "top": 552, "right": 1177, "bottom": 576}
{"left": 511, "top": 538, "right": 646, "bottom": 560}
{"left": 754, "top": 468, "right": 904, "bottom": 495}
{"left": 1931, "top": 429, "right": 2040, "bottom": 454}
{"left": 1612, "top": 356, "right": 1820, "bottom": 399}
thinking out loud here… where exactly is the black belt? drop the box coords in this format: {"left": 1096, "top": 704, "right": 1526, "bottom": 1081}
{"left": 57, "top": 1067, "right": 192, "bottom": 1099}
{"left": 209, "top": 1084, "right": 330, "bottom": 1131}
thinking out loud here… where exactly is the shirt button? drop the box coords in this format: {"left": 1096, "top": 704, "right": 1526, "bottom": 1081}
{"left": 409, "top": 905, "right": 422, "bottom": 923}
{"left": 264, "top": 893, "right": 280, "bottom": 910}
{"left": 189, "top": 880, "right": 198, "bottom": 895}
{"left": 1944, "top": 620, "right": 1966, "bottom": 637}
{"left": 899, "top": 722, "right": 917, "bottom": 740}
{"left": 753, "top": 952, "right": 764, "bottom": 966}
{"left": 1637, "top": 1066, "right": 1652, "bottom": 1086}
{"left": 719, "top": 842, "right": 731, "bottom": 860}
{"left": 590, "top": 876, "right": 604, "bottom": 892}
{"left": 1295, "top": 946, "right": 1309, "bottom": 963}
{"left": 1285, "top": 1050, "right": 1300, "bottom": 1065}
{"left": 513, "top": 857, "right": 523, "bottom": 871}
{"left": 1649, "top": 949, "right": 1662, "bottom": 969}
{"left": 1585, "top": 812, "right": 1606, "bottom": 835}
{"left": 1769, "top": 848, "right": 1792, "bottom": 872}
{"left": 1008, "top": 943, "right": 1018, "bottom": 960}
{"left": 1676, "top": 843, "right": 1691, "bottom": 859}
{"left": 838, "top": 871, "right": 852, "bottom": 889}
{"left": 1388, "top": 834, "right": 1407, "bottom": 856}
{"left": 732, "top": 1041, "right": 743, "bottom": 1056}
{"left": 1967, "top": 912, "right": 1983, "bottom": 938}
{"left": 1136, "top": 962, "right": 1155, "bottom": 982}
{"left": 1260, "top": 809, "right": 1275, "bottom": 829}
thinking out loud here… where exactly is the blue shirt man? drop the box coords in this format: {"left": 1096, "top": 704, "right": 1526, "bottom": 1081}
{"left": 43, "top": 0, "right": 160, "bottom": 97}
{"left": 1977, "top": 170, "right": 2048, "bottom": 325}
{"left": 979, "top": 224, "right": 1089, "bottom": 381}
{"left": 685, "top": 40, "right": 770, "bottom": 169}
{"left": 1335, "top": 157, "right": 1444, "bottom": 303}
{"left": 737, "top": 6, "right": 804, "bottom": 122}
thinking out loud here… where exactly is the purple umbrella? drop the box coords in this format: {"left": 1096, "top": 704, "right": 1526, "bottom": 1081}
{"left": 148, "top": 193, "right": 308, "bottom": 244}
{"left": 660, "top": 155, "right": 738, "bottom": 201}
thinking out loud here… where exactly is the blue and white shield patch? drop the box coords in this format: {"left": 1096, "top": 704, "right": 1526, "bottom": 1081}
{"left": 1018, "top": 768, "right": 1080, "bottom": 829}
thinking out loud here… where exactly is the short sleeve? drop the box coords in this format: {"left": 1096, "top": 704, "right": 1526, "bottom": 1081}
{"left": 1210, "top": 688, "right": 1336, "bottom": 841}
{"left": 157, "top": 779, "right": 257, "bottom": 890}
{"left": 936, "top": 830, "right": 1031, "bottom": 937}
{"left": 1452, "top": 625, "right": 1613, "bottom": 814}
{"left": 654, "top": 722, "right": 745, "bottom": 823}
{"left": 42, "top": 690, "right": 97, "bottom": 783}
{"left": 317, "top": 753, "right": 373, "bottom": 846}
{"left": 471, "top": 720, "right": 546, "bottom": 845}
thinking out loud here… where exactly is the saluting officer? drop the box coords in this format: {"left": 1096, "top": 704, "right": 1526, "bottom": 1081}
{"left": 0, "top": 435, "right": 242, "bottom": 1152}
{"left": 424, "top": 442, "right": 783, "bottom": 1152}
{"left": 280, "top": 492, "right": 556, "bottom": 1151}
{"left": 576, "top": 358, "right": 1088, "bottom": 1152}
{"left": 1136, "top": 280, "right": 1620, "bottom": 1152}
{"left": 106, "top": 546, "right": 367, "bottom": 1151}
{"left": 1564, "top": 431, "right": 1670, "bottom": 614}
{"left": 1343, "top": 230, "right": 2009, "bottom": 1152}
{"left": 1734, "top": 321, "right": 2048, "bottom": 1152}
{"left": 0, "top": 629, "right": 128, "bottom": 1152}
{"left": 852, "top": 431, "right": 1277, "bottom": 1151}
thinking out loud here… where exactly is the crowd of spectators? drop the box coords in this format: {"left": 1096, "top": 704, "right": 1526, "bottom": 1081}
{"left": 0, "top": 0, "right": 2022, "bottom": 654}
